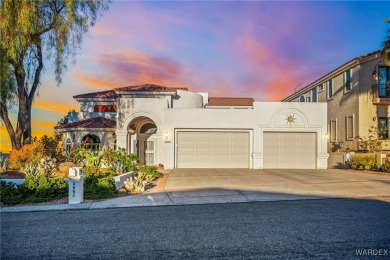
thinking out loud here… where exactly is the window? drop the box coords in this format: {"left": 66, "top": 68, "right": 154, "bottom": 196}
{"left": 345, "top": 69, "right": 351, "bottom": 91}
{"left": 311, "top": 88, "right": 317, "bottom": 102}
{"left": 81, "top": 134, "right": 101, "bottom": 152}
{"left": 378, "top": 66, "right": 390, "bottom": 98}
{"left": 378, "top": 118, "right": 389, "bottom": 140}
{"left": 330, "top": 120, "right": 337, "bottom": 142}
{"left": 346, "top": 116, "right": 354, "bottom": 140}
{"left": 65, "top": 138, "right": 72, "bottom": 152}
{"left": 144, "top": 141, "right": 155, "bottom": 165}
{"left": 300, "top": 96, "right": 305, "bottom": 102}
{"left": 306, "top": 96, "right": 311, "bottom": 102}
{"left": 319, "top": 83, "right": 324, "bottom": 91}
{"left": 328, "top": 79, "right": 333, "bottom": 99}
{"left": 94, "top": 104, "right": 117, "bottom": 112}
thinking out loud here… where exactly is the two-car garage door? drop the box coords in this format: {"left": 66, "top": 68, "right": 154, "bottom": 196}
{"left": 177, "top": 131, "right": 250, "bottom": 168}
{"left": 176, "top": 131, "right": 317, "bottom": 169}
{"left": 263, "top": 132, "right": 316, "bottom": 169}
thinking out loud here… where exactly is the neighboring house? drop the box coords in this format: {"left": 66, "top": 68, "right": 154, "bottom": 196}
{"left": 282, "top": 50, "right": 390, "bottom": 153}
{"left": 55, "top": 84, "right": 328, "bottom": 169}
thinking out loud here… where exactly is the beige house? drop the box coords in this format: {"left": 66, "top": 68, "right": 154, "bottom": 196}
{"left": 55, "top": 84, "right": 328, "bottom": 169}
{"left": 282, "top": 50, "right": 390, "bottom": 156}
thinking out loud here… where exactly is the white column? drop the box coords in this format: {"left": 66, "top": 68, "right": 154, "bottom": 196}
{"left": 115, "top": 130, "right": 127, "bottom": 151}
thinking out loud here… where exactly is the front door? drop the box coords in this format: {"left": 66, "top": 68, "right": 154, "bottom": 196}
{"left": 137, "top": 133, "right": 155, "bottom": 165}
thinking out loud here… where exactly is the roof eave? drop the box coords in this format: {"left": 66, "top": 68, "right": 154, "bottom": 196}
{"left": 55, "top": 127, "right": 116, "bottom": 133}
{"left": 73, "top": 98, "right": 117, "bottom": 102}
{"left": 115, "top": 91, "right": 176, "bottom": 96}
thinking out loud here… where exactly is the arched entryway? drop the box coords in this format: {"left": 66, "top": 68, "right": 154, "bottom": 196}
{"left": 127, "top": 117, "right": 157, "bottom": 165}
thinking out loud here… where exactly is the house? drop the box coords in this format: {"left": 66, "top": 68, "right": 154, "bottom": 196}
{"left": 282, "top": 50, "right": 390, "bottom": 158}
{"left": 55, "top": 84, "right": 328, "bottom": 169}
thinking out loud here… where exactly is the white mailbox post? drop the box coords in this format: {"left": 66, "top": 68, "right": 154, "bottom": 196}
{"left": 67, "top": 167, "right": 85, "bottom": 204}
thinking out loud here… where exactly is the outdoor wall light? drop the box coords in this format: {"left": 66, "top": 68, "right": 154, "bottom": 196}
{"left": 164, "top": 131, "right": 170, "bottom": 140}
{"left": 324, "top": 133, "right": 329, "bottom": 140}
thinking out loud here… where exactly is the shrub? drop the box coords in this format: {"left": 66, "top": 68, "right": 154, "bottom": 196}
{"left": 103, "top": 148, "right": 138, "bottom": 175}
{"left": 84, "top": 175, "right": 116, "bottom": 200}
{"left": 0, "top": 176, "right": 68, "bottom": 206}
{"left": 62, "top": 146, "right": 84, "bottom": 165}
{"left": 138, "top": 166, "right": 163, "bottom": 181}
{"left": 0, "top": 181, "right": 24, "bottom": 205}
{"left": 349, "top": 155, "right": 376, "bottom": 170}
{"left": 38, "top": 156, "right": 58, "bottom": 176}
{"left": 9, "top": 142, "right": 44, "bottom": 170}
{"left": 40, "top": 135, "right": 63, "bottom": 160}
{"left": 80, "top": 149, "right": 103, "bottom": 176}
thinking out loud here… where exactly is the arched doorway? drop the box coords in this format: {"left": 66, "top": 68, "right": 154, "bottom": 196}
{"left": 127, "top": 117, "right": 157, "bottom": 165}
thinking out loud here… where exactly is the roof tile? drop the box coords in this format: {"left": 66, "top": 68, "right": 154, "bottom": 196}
{"left": 114, "top": 84, "right": 188, "bottom": 92}
{"left": 54, "top": 117, "right": 116, "bottom": 130}
{"left": 208, "top": 97, "right": 254, "bottom": 106}
{"left": 73, "top": 90, "right": 116, "bottom": 100}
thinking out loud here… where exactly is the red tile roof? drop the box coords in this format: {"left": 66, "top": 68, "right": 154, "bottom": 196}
{"left": 207, "top": 97, "right": 254, "bottom": 106}
{"left": 73, "top": 90, "right": 116, "bottom": 100}
{"left": 73, "top": 84, "right": 188, "bottom": 100}
{"left": 114, "top": 84, "right": 188, "bottom": 92}
{"left": 54, "top": 117, "right": 116, "bottom": 130}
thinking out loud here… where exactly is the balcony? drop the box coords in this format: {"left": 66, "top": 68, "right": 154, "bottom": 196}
{"left": 372, "top": 84, "right": 390, "bottom": 104}
{"left": 68, "top": 111, "right": 116, "bottom": 123}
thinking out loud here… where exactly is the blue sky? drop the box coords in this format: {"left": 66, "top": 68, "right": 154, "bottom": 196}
{"left": 1, "top": 1, "right": 389, "bottom": 152}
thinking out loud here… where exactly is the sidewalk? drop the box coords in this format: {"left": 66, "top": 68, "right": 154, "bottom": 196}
{"left": 2, "top": 169, "right": 390, "bottom": 213}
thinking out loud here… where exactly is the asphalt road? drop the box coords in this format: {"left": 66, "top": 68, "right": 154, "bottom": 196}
{"left": 1, "top": 199, "right": 390, "bottom": 259}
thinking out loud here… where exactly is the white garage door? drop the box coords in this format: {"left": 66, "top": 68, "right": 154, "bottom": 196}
{"left": 177, "top": 131, "right": 250, "bottom": 168}
{"left": 263, "top": 132, "right": 316, "bottom": 169}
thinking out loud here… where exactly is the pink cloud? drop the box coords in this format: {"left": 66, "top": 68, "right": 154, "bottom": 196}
{"left": 75, "top": 50, "right": 196, "bottom": 91}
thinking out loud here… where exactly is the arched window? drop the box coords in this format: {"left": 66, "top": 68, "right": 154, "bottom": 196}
{"left": 300, "top": 96, "right": 305, "bottom": 102}
{"left": 81, "top": 134, "right": 101, "bottom": 151}
{"left": 65, "top": 138, "right": 72, "bottom": 152}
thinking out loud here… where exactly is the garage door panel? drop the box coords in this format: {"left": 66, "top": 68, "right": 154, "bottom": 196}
{"left": 177, "top": 131, "right": 249, "bottom": 168}
{"left": 264, "top": 132, "right": 316, "bottom": 169}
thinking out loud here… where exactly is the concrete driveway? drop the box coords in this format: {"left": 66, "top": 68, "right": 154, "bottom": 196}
{"left": 165, "top": 168, "right": 390, "bottom": 204}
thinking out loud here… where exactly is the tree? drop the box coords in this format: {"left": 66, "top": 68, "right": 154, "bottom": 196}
{"left": 382, "top": 18, "right": 390, "bottom": 62}
{"left": 0, "top": 0, "right": 109, "bottom": 150}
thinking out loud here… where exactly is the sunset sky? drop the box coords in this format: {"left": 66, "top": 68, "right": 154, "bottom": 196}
{"left": 1, "top": 1, "right": 389, "bottom": 152}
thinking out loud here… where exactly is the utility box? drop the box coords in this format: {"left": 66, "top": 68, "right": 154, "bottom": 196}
{"left": 67, "top": 167, "right": 85, "bottom": 204}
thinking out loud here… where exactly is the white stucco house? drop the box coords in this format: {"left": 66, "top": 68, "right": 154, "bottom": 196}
{"left": 55, "top": 84, "right": 329, "bottom": 169}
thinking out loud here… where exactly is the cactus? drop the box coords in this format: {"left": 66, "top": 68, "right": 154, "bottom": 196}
{"left": 111, "top": 161, "right": 125, "bottom": 175}
{"left": 79, "top": 149, "right": 103, "bottom": 175}
{"left": 22, "top": 163, "right": 40, "bottom": 178}
{"left": 123, "top": 176, "right": 147, "bottom": 193}
{"left": 0, "top": 155, "right": 8, "bottom": 173}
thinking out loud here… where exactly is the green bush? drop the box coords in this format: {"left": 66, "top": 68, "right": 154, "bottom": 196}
{"left": 349, "top": 155, "right": 376, "bottom": 170}
{"left": 138, "top": 166, "right": 163, "bottom": 181}
{"left": 0, "top": 176, "right": 68, "bottom": 206}
{"left": 103, "top": 148, "right": 138, "bottom": 175}
{"left": 84, "top": 175, "right": 116, "bottom": 200}
{"left": 0, "top": 181, "right": 25, "bottom": 205}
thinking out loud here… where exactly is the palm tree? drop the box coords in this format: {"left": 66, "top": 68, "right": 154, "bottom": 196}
{"left": 382, "top": 19, "right": 390, "bottom": 62}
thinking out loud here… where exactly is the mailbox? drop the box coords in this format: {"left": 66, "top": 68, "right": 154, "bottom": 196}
{"left": 66, "top": 167, "right": 85, "bottom": 204}
{"left": 69, "top": 167, "right": 84, "bottom": 179}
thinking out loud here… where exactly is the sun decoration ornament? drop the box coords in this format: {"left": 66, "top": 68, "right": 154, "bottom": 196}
{"left": 285, "top": 114, "right": 296, "bottom": 126}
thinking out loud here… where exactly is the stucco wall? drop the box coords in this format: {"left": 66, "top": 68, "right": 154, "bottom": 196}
{"left": 160, "top": 102, "right": 328, "bottom": 169}
{"left": 172, "top": 90, "right": 204, "bottom": 108}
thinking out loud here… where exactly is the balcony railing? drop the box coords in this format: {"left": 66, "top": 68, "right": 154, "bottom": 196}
{"left": 372, "top": 84, "right": 390, "bottom": 104}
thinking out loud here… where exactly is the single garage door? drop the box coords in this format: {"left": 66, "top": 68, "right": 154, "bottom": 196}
{"left": 177, "top": 131, "right": 250, "bottom": 168}
{"left": 263, "top": 132, "right": 316, "bottom": 169}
